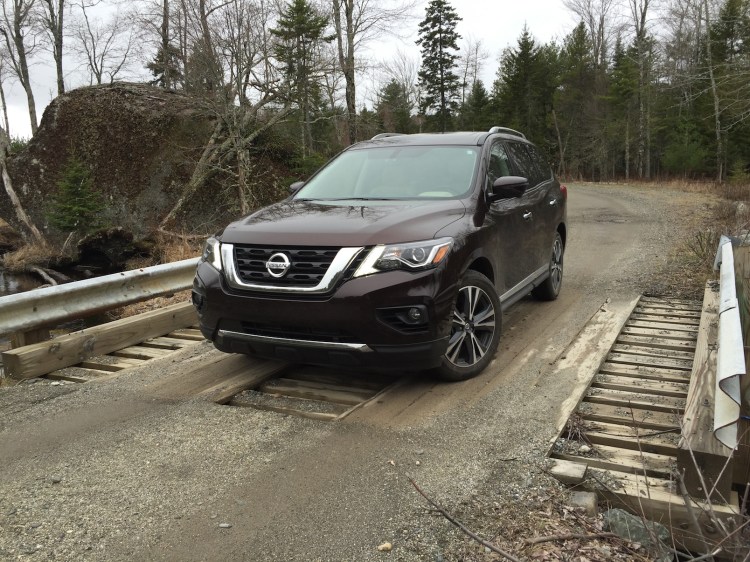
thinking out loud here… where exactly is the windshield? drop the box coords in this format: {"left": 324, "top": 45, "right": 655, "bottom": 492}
{"left": 294, "top": 145, "right": 480, "bottom": 201}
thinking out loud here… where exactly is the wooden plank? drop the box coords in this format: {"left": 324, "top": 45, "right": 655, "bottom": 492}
{"left": 580, "top": 420, "right": 680, "bottom": 456}
{"left": 112, "top": 346, "right": 174, "bottom": 360}
{"left": 585, "top": 388, "right": 685, "bottom": 413}
{"left": 616, "top": 334, "right": 696, "bottom": 352}
{"left": 11, "top": 328, "right": 50, "bottom": 349}
{"left": 607, "top": 352, "right": 693, "bottom": 371}
{"left": 286, "top": 369, "right": 392, "bottom": 392}
{"left": 45, "top": 372, "right": 90, "bottom": 383}
{"left": 2, "top": 302, "right": 197, "bottom": 380}
{"left": 734, "top": 246, "right": 750, "bottom": 488}
{"left": 231, "top": 401, "right": 340, "bottom": 421}
{"left": 78, "top": 360, "right": 133, "bottom": 372}
{"left": 200, "top": 359, "right": 288, "bottom": 404}
{"left": 139, "top": 336, "right": 193, "bottom": 350}
{"left": 578, "top": 402, "right": 680, "bottom": 431}
{"left": 167, "top": 328, "right": 205, "bottom": 341}
{"left": 611, "top": 343, "right": 695, "bottom": 361}
{"left": 630, "top": 313, "right": 700, "bottom": 326}
{"left": 546, "top": 296, "right": 642, "bottom": 455}
{"left": 639, "top": 296, "right": 702, "bottom": 309}
{"left": 594, "top": 470, "right": 739, "bottom": 555}
{"left": 260, "top": 378, "right": 375, "bottom": 406}
{"left": 599, "top": 362, "right": 690, "bottom": 383}
{"left": 626, "top": 319, "right": 699, "bottom": 333}
{"left": 592, "top": 374, "right": 689, "bottom": 398}
{"left": 635, "top": 306, "right": 701, "bottom": 319}
{"left": 678, "top": 283, "right": 734, "bottom": 502}
{"left": 552, "top": 443, "right": 675, "bottom": 478}
{"left": 620, "top": 326, "right": 699, "bottom": 341}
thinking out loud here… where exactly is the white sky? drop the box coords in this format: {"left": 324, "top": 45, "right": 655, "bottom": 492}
{"left": 5, "top": 0, "right": 575, "bottom": 139}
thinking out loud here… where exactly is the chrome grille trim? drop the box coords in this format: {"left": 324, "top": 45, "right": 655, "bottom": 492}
{"left": 218, "top": 329, "right": 372, "bottom": 351}
{"left": 222, "top": 244, "right": 365, "bottom": 294}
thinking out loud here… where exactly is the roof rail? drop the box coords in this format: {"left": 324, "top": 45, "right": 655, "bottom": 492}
{"left": 371, "top": 132, "right": 405, "bottom": 140}
{"left": 488, "top": 126, "right": 526, "bottom": 139}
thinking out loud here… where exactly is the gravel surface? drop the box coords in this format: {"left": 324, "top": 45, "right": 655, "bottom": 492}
{"left": 1, "top": 183, "right": 739, "bottom": 561}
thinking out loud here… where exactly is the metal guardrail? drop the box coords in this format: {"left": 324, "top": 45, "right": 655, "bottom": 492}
{"left": 0, "top": 257, "right": 200, "bottom": 336}
{"left": 714, "top": 237, "right": 747, "bottom": 449}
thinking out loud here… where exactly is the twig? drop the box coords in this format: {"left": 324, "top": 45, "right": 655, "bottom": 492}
{"left": 408, "top": 477, "right": 522, "bottom": 562}
{"left": 675, "top": 469, "right": 714, "bottom": 561}
{"left": 524, "top": 532, "right": 618, "bottom": 545}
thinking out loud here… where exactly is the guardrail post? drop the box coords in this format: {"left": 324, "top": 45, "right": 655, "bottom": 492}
{"left": 11, "top": 328, "right": 50, "bottom": 348}
{"left": 733, "top": 244, "right": 750, "bottom": 487}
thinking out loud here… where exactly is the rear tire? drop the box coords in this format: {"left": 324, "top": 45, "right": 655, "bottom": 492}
{"left": 532, "top": 232, "right": 563, "bottom": 301}
{"left": 434, "top": 271, "right": 501, "bottom": 382}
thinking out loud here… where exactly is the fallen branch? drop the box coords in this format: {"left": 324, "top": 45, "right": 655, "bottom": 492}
{"left": 408, "top": 477, "right": 522, "bottom": 562}
{"left": 524, "top": 532, "right": 618, "bottom": 546}
{"left": 28, "top": 267, "right": 57, "bottom": 286}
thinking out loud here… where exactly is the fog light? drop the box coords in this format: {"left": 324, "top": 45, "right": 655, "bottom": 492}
{"left": 408, "top": 307, "right": 424, "bottom": 322}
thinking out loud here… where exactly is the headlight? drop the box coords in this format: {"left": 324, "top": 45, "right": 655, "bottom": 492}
{"left": 200, "top": 237, "right": 222, "bottom": 271}
{"left": 354, "top": 238, "right": 452, "bottom": 277}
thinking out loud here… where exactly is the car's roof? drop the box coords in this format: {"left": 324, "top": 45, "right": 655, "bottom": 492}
{"left": 351, "top": 131, "right": 531, "bottom": 149}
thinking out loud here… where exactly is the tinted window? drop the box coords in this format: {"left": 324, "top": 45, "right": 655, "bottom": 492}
{"left": 505, "top": 142, "right": 540, "bottom": 186}
{"left": 527, "top": 144, "right": 553, "bottom": 183}
{"left": 487, "top": 143, "right": 511, "bottom": 185}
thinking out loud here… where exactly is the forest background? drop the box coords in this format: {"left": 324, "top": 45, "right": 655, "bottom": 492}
{"left": 0, "top": 0, "right": 748, "bottom": 249}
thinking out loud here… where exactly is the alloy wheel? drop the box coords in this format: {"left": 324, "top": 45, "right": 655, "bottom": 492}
{"left": 445, "top": 285, "right": 497, "bottom": 367}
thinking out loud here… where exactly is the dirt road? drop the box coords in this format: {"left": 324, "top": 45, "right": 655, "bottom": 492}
{"left": 0, "top": 184, "right": 711, "bottom": 561}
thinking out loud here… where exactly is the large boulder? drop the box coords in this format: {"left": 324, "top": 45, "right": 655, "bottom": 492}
{"left": 2, "top": 83, "right": 217, "bottom": 240}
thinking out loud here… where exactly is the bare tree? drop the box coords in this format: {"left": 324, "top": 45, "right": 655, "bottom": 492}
{"left": 379, "top": 48, "right": 419, "bottom": 107}
{"left": 39, "top": 0, "right": 66, "bottom": 94}
{"left": 0, "top": 0, "right": 39, "bottom": 135}
{"left": 331, "top": 0, "right": 417, "bottom": 144}
{"left": 563, "top": 0, "right": 621, "bottom": 69}
{"left": 457, "top": 35, "right": 488, "bottom": 104}
{"left": 72, "top": 1, "right": 136, "bottom": 84}
{"left": 628, "top": 0, "right": 654, "bottom": 178}
{"left": 0, "top": 49, "right": 10, "bottom": 132}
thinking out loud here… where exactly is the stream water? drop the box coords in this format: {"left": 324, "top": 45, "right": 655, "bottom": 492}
{"left": 0, "top": 269, "right": 39, "bottom": 296}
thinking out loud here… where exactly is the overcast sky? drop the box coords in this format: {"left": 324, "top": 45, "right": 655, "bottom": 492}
{"left": 5, "top": 0, "right": 575, "bottom": 139}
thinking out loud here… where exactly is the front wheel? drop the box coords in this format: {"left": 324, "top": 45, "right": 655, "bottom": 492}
{"left": 532, "top": 232, "right": 564, "bottom": 301}
{"left": 434, "top": 271, "right": 501, "bottom": 381}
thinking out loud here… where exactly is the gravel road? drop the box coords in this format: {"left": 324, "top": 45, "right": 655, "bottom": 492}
{"left": 0, "top": 184, "right": 714, "bottom": 561}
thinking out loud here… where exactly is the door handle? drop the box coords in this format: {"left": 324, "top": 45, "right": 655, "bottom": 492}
{"left": 548, "top": 198, "right": 557, "bottom": 206}
{"left": 522, "top": 211, "right": 533, "bottom": 220}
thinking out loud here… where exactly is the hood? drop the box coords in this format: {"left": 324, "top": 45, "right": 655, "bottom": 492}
{"left": 219, "top": 199, "right": 467, "bottom": 247}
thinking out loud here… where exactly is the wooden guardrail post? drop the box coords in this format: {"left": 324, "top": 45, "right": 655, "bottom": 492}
{"left": 733, "top": 245, "right": 750, "bottom": 487}
{"left": 677, "top": 283, "right": 734, "bottom": 502}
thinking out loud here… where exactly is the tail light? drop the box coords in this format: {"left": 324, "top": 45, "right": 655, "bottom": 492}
{"left": 560, "top": 184, "right": 568, "bottom": 199}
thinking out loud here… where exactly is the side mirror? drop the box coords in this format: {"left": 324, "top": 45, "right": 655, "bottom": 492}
{"left": 289, "top": 181, "right": 305, "bottom": 194}
{"left": 488, "top": 176, "right": 528, "bottom": 202}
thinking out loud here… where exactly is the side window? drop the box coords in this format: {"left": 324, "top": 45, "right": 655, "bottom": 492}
{"left": 505, "top": 142, "right": 540, "bottom": 187}
{"left": 487, "top": 143, "right": 511, "bottom": 185}
{"left": 528, "top": 144, "right": 553, "bottom": 183}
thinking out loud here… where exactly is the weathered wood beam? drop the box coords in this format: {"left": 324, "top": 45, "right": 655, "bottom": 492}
{"left": 1, "top": 302, "right": 197, "bottom": 380}
{"left": 678, "top": 283, "right": 734, "bottom": 502}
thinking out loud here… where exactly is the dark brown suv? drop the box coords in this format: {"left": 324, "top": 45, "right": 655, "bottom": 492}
{"left": 192, "top": 128, "right": 567, "bottom": 380}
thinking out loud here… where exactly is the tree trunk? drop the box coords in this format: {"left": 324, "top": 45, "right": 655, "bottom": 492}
{"left": 0, "top": 77, "right": 9, "bottom": 133}
{"left": 162, "top": 0, "right": 171, "bottom": 88}
{"left": 12, "top": 8, "right": 38, "bottom": 134}
{"left": 703, "top": 0, "right": 723, "bottom": 183}
{"left": 333, "top": 0, "right": 356, "bottom": 144}
{"left": 0, "top": 127, "right": 46, "bottom": 245}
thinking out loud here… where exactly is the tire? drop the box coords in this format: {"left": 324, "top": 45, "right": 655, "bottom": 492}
{"left": 434, "top": 270, "right": 501, "bottom": 381}
{"left": 532, "top": 232, "right": 564, "bottom": 301}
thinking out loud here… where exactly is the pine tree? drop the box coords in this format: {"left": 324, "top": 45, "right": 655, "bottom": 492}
{"left": 416, "top": 0, "right": 462, "bottom": 132}
{"left": 271, "top": 0, "right": 331, "bottom": 156}
{"left": 376, "top": 79, "right": 414, "bottom": 133}
{"left": 47, "top": 158, "right": 106, "bottom": 234}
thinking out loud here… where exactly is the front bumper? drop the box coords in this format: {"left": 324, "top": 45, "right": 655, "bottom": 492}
{"left": 192, "top": 262, "right": 456, "bottom": 371}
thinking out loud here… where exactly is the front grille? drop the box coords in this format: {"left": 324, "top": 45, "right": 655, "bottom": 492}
{"left": 233, "top": 245, "right": 340, "bottom": 287}
{"left": 240, "top": 322, "right": 359, "bottom": 344}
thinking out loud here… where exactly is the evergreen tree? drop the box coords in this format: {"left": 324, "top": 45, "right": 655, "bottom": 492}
{"left": 416, "top": 0, "right": 462, "bottom": 132}
{"left": 460, "top": 80, "right": 491, "bottom": 131}
{"left": 47, "top": 158, "right": 106, "bottom": 234}
{"left": 376, "top": 79, "right": 414, "bottom": 133}
{"left": 493, "top": 28, "right": 558, "bottom": 144}
{"left": 271, "top": 0, "right": 332, "bottom": 156}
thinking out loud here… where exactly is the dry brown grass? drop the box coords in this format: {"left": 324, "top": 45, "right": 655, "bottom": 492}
{"left": 0, "top": 242, "right": 59, "bottom": 272}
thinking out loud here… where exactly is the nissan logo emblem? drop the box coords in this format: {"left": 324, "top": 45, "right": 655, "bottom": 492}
{"left": 266, "top": 252, "right": 291, "bottom": 278}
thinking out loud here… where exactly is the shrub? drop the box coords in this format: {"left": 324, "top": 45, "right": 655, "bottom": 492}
{"left": 46, "top": 158, "right": 107, "bottom": 234}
